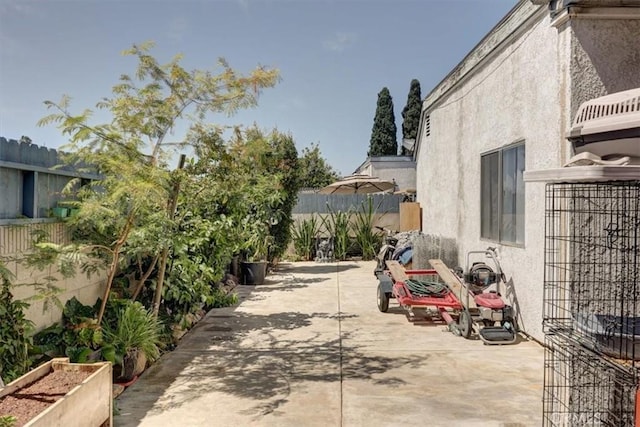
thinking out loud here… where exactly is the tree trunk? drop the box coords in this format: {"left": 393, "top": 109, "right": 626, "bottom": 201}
{"left": 152, "top": 154, "right": 186, "bottom": 317}
{"left": 131, "top": 254, "right": 159, "bottom": 301}
{"left": 96, "top": 213, "right": 134, "bottom": 325}
{"left": 152, "top": 248, "right": 170, "bottom": 317}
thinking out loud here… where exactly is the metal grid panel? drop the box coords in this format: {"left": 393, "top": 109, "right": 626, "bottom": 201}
{"left": 543, "top": 335, "right": 637, "bottom": 427}
{"left": 544, "top": 181, "right": 640, "bottom": 361}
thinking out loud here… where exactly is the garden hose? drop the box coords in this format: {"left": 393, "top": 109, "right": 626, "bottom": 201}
{"left": 405, "top": 279, "right": 449, "bottom": 298}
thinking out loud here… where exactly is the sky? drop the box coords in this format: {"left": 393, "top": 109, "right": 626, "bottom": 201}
{"left": 0, "top": 0, "right": 516, "bottom": 176}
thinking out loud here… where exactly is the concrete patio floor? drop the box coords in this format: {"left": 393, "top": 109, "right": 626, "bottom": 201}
{"left": 115, "top": 261, "right": 544, "bottom": 427}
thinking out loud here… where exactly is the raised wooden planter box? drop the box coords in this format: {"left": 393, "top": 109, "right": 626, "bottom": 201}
{"left": 0, "top": 358, "right": 112, "bottom": 427}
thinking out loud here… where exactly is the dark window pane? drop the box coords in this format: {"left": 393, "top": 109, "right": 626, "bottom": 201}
{"left": 481, "top": 152, "right": 499, "bottom": 240}
{"left": 502, "top": 147, "right": 517, "bottom": 243}
{"left": 501, "top": 144, "right": 525, "bottom": 244}
{"left": 515, "top": 145, "right": 525, "bottom": 244}
{"left": 481, "top": 143, "right": 525, "bottom": 245}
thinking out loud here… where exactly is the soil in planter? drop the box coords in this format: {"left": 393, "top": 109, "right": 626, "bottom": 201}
{"left": 0, "top": 369, "right": 92, "bottom": 426}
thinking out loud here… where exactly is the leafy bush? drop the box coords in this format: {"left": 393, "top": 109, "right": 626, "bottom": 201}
{"left": 0, "top": 264, "right": 33, "bottom": 384}
{"left": 63, "top": 296, "right": 96, "bottom": 324}
{"left": 160, "top": 248, "right": 231, "bottom": 326}
{"left": 32, "top": 297, "right": 106, "bottom": 364}
{"left": 262, "top": 130, "right": 300, "bottom": 262}
{"left": 210, "top": 288, "right": 239, "bottom": 308}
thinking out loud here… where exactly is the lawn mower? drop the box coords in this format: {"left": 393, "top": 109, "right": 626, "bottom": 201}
{"left": 456, "top": 247, "right": 517, "bottom": 345}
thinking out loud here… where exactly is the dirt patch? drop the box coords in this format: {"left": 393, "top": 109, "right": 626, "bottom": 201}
{"left": 0, "top": 370, "right": 92, "bottom": 426}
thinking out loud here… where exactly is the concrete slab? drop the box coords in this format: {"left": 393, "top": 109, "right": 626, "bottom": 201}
{"left": 115, "top": 260, "right": 544, "bottom": 426}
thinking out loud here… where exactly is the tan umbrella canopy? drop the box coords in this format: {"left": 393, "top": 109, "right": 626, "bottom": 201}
{"left": 318, "top": 174, "right": 396, "bottom": 195}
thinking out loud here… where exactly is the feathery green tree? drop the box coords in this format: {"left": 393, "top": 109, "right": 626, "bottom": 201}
{"left": 38, "top": 42, "right": 279, "bottom": 323}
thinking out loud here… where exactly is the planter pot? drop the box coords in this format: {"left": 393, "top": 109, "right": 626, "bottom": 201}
{"left": 240, "top": 261, "right": 267, "bottom": 285}
{"left": 117, "top": 349, "right": 147, "bottom": 383}
{"left": 229, "top": 255, "right": 240, "bottom": 278}
{"left": 0, "top": 357, "right": 112, "bottom": 427}
{"left": 52, "top": 207, "right": 68, "bottom": 219}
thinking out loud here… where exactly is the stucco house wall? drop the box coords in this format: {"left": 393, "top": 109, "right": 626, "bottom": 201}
{"left": 414, "top": 0, "right": 640, "bottom": 341}
{"left": 354, "top": 156, "right": 416, "bottom": 192}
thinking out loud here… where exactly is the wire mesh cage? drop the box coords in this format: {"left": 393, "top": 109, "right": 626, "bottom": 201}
{"left": 544, "top": 181, "right": 640, "bottom": 361}
{"left": 543, "top": 335, "right": 638, "bottom": 427}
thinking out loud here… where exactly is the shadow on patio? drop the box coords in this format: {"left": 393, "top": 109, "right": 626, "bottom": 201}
{"left": 116, "top": 307, "right": 427, "bottom": 424}
{"left": 115, "top": 260, "right": 430, "bottom": 425}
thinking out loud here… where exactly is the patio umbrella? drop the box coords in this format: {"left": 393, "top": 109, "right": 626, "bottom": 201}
{"left": 318, "top": 174, "right": 396, "bottom": 195}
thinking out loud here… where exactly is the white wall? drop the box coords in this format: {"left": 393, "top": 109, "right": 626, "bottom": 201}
{"left": 372, "top": 165, "right": 416, "bottom": 192}
{"left": 416, "top": 7, "right": 566, "bottom": 341}
{"left": 354, "top": 157, "right": 417, "bottom": 192}
{"left": 416, "top": 4, "right": 640, "bottom": 341}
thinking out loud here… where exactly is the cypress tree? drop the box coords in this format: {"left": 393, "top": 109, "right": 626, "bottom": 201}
{"left": 401, "top": 79, "right": 422, "bottom": 155}
{"left": 369, "top": 87, "right": 397, "bottom": 156}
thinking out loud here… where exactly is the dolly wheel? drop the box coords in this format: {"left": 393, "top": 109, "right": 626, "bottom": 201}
{"left": 458, "top": 308, "right": 472, "bottom": 339}
{"left": 377, "top": 283, "right": 390, "bottom": 312}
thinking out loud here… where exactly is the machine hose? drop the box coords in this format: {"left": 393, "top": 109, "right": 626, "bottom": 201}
{"left": 405, "top": 279, "right": 449, "bottom": 298}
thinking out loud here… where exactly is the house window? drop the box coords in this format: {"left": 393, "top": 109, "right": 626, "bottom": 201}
{"left": 481, "top": 142, "right": 525, "bottom": 245}
{"left": 22, "top": 171, "right": 37, "bottom": 218}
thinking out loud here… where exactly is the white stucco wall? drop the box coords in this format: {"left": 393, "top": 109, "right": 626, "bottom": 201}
{"left": 569, "top": 18, "right": 640, "bottom": 115}
{"left": 416, "top": 3, "right": 640, "bottom": 341}
{"left": 354, "top": 156, "right": 417, "bottom": 192}
{"left": 372, "top": 165, "right": 416, "bottom": 192}
{"left": 416, "top": 5, "right": 566, "bottom": 341}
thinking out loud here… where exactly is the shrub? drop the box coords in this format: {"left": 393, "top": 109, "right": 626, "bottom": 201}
{"left": 103, "top": 301, "right": 163, "bottom": 364}
{"left": 32, "top": 297, "right": 103, "bottom": 364}
{"left": 291, "top": 216, "right": 320, "bottom": 261}
{"left": 0, "top": 264, "right": 33, "bottom": 384}
{"left": 352, "top": 197, "right": 383, "bottom": 261}
{"left": 324, "top": 208, "right": 351, "bottom": 261}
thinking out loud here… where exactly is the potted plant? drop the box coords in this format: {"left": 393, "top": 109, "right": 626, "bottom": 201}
{"left": 51, "top": 206, "right": 69, "bottom": 219}
{"left": 53, "top": 200, "right": 80, "bottom": 220}
{"left": 239, "top": 220, "right": 271, "bottom": 285}
{"left": 103, "top": 301, "right": 162, "bottom": 382}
